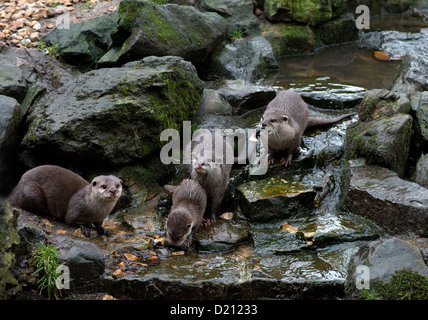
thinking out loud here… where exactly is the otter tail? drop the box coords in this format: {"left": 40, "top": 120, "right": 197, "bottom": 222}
{"left": 306, "top": 112, "right": 357, "bottom": 130}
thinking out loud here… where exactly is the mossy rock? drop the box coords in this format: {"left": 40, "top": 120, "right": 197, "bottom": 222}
{"left": 22, "top": 56, "right": 204, "bottom": 166}
{"left": 98, "top": 0, "right": 229, "bottom": 67}
{"left": 263, "top": 0, "right": 348, "bottom": 26}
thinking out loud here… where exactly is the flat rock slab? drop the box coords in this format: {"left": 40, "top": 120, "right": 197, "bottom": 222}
{"left": 344, "top": 163, "right": 428, "bottom": 236}
{"left": 236, "top": 175, "right": 317, "bottom": 222}
{"left": 102, "top": 249, "right": 345, "bottom": 299}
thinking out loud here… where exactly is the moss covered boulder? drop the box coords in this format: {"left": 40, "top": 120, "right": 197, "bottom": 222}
{"left": 42, "top": 11, "right": 118, "bottom": 67}
{"left": 263, "top": 0, "right": 348, "bottom": 26}
{"left": 98, "top": 0, "right": 229, "bottom": 68}
{"left": 22, "top": 56, "right": 204, "bottom": 166}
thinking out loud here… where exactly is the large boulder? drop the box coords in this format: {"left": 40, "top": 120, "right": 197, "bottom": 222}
{"left": 345, "top": 113, "right": 412, "bottom": 177}
{"left": 263, "top": 0, "right": 348, "bottom": 26}
{"left": 21, "top": 56, "right": 204, "bottom": 166}
{"left": 344, "top": 163, "right": 428, "bottom": 236}
{"left": 98, "top": 0, "right": 229, "bottom": 68}
{"left": 42, "top": 11, "right": 118, "bottom": 67}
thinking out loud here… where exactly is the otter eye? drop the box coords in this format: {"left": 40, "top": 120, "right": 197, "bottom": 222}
{"left": 102, "top": 185, "right": 107, "bottom": 189}
{"left": 271, "top": 119, "right": 276, "bottom": 123}
{"left": 187, "top": 224, "right": 192, "bottom": 229}
{"left": 116, "top": 184, "right": 120, "bottom": 188}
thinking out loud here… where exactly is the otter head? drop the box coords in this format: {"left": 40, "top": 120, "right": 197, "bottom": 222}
{"left": 260, "top": 109, "right": 294, "bottom": 140}
{"left": 91, "top": 175, "right": 123, "bottom": 202}
{"left": 191, "top": 151, "right": 222, "bottom": 175}
{"left": 166, "top": 210, "right": 193, "bottom": 247}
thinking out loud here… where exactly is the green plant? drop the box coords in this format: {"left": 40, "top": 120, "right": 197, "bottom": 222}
{"left": 230, "top": 26, "right": 244, "bottom": 41}
{"left": 31, "top": 242, "right": 64, "bottom": 300}
{"left": 51, "top": 1, "right": 61, "bottom": 8}
{"left": 360, "top": 289, "right": 380, "bottom": 300}
{"left": 149, "top": 0, "right": 169, "bottom": 3}
{"left": 37, "top": 40, "right": 61, "bottom": 59}
{"left": 380, "top": 269, "right": 428, "bottom": 300}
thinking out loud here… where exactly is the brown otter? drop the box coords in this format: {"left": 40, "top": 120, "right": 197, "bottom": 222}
{"left": 164, "top": 179, "right": 207, "bottom": 248}
{"left": 260, "top": 90, "right": 356, "bottom": 166}
{"left": 184, "top": 130, "right": 233, "bottom": 225}
{"left": 7, "top": 165, "right": 122, "bottom": 237}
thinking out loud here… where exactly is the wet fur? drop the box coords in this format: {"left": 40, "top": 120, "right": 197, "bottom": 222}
{"left": 261, "top": 90, "right": 355, "bottom": 166}
{"left": 7, "top": 165, "right": 122, "bottom": 237}
{"left": 185, "top": 130, "right": 232, "bottom": 222}
{"left": 164, "top": 179, "right": 207, "bottom": 247}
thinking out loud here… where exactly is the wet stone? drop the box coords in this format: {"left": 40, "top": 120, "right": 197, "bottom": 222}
{"left": 344, "top": 163, "right": 428, "bottom": 236}
{"left": 235, "top": 172, "right": 317, "bottom": 222}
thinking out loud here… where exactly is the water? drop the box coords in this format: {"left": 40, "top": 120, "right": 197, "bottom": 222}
{"left": 263, "top": 43, "right": 401, "bottom": 90}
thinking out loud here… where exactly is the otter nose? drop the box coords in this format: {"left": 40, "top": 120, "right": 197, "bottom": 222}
{"left": 261, "top": 122, "right": 267, "bottom": 129}
{"left": 109, "top": 188, "right": 117, "bottom": 195}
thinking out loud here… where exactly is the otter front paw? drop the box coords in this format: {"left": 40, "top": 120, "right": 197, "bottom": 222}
{"left": 79, "top": 225, "right": 92, "bottom": 237}
{"left": 94, "top": 222, "right": 112, "bottom": 236}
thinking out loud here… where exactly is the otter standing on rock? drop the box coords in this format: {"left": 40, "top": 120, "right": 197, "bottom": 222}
{"left": 260, "top": 90, "right": 356, "bottom": 166}
{"left": 7, "top": 165, "right": 122, "bottom": 237}
{"left": 164, "top": 179, "right": 207, "bottom": 248}
{"left": 185, "top": 130, "right": 233, "bottom": 225}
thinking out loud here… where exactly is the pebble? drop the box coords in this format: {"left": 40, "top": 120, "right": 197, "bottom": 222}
{"left": 0, "top": 0, "right": 113, "bottom": 48}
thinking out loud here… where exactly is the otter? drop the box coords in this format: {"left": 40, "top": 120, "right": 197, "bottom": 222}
{"left": 260, "top": 90, "right": 356, "bottom": 166}
{"left": 164, "top": 179, "right": 207, "bottom": 248}
{"left": 7, "top": 165, "right": 122, "bottom": 237}
{"left": 184, "top": 130, "right": 233, "bottom": 225}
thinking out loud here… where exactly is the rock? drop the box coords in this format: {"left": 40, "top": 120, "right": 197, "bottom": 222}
{"left": 103, "top": 249, "right": 345, "bottom": 299}
{"left": 384, "top": 0, "right": 410, "bottom": 13}
{"left": 347, "top": 237, "right": 428, "bottom": 296}
{"left": 98, "top": 0, "right": 229, "bottom": 68}
{"left": 0, "top": 95, "right": 20, "bottom": 149}
{"left": 344, "top": 114, "right": 413, "bottom": 177}
{"left": 22, "top": 56, "right": 204, "bottom": 166}
{"left": 263, "top": 0, "right": 348, "bottom": 26}
{"left": 215, "top": 80, "right": 276, "bottom": 115}
{"left": 199, "top": 0, "right": 261, "bottom": 36}
{"left": 315, "top": 13, "right": 358, "bottom": 46}
{"left": 42, "top": 11, "right": 118, "bottom": 67}
{"left": 195, "top": 220, "right": 251, "bottom": 253}
{"left": 296, "top": 81, "right": 367, "bottom": 110}
{"left": 235, "top": 173, "right": 317, "bottom": 222}
{"left": 0, "top": 200, "right": 20, "bottom": 299}
{"left": 411, "top": 91, "right": 428, "bottom": 151}
{"left": 197, "top": 89, "right": 232, "bottom": 116}
{"left": 29, "top": 32, "right": 39, "bottom": 42}
{"left": 344, "top": 163, "right": 428, "bottom": 236}
{"left": 412, "top": 154, "right": 428, "bottom": 188}
{"left": 251, "top": 212, "right": 381, "bottom": 254}
{"left": 262, "top": 23, "right": 315, "bottom": 56}
{"left": 0, "top": 54, "right": 30, "bottom": 102}
{"left": 206, "top": 36, "right": 278, "bottom": 83}
{"left": 52, "top": 235, "right": 105, "bottom": 289}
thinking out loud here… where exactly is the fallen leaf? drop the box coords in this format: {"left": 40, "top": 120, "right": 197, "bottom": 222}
{"left": 118, "top": 261, "right": 125, "bottom": 269}
{"left": 56, "top": 230, "right": 68, "bottom": 234}
{"left": 153, "top": 237, "right": 165, "bottom": 246}
{"left": 374, "top": 51, "right": 390, "bottom": 61}
{"left": 171, "top": 251, "right": 185, "bottom": 256}
{"left": 112, "top": 269, "right": 123, "bottom": 279}
{"left": 253, "top": 265, "right": 262, "bottom": 271}
{"left": 102, "top": 294, "right": 114, "bottom": 300}
{"left": 280, "top": 222, "right": 298, "bottom": 234}
{"left": 124, "top": 253, "right": 138, "bottom": 261}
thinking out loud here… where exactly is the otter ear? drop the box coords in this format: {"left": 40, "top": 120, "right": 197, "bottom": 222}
{"left": 187, "top": 223, "right": 192, "bottom": 229}
{"left": 283, "top": 116, "right": 288, "bottom": 122}
{"left": 92, "top": 180, "right": 97, "bottom": 187}
{"left": 119, "top": 179, "right": 123, "bottom": 185}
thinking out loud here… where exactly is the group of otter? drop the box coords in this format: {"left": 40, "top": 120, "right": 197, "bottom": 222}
{"left": 7, "top": 90, "right": 355, "bottom": 247}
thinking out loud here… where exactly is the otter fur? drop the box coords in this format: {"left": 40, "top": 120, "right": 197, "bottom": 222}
{"left": 7, "top": 165, "right": 122, "bottom": 237}
{"left": 260, "top": 90, "right": 356, "bottom": 166}
{"left": 184, "top": 130, "right": 233, "bottom": 225}
{"left": 164, "top": 179, "right": 207, "bottom": 248}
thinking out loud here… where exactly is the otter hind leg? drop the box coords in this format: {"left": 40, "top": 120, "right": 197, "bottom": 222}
{"left": 16, "top": 181, "right": 49, "bottom": 215}
{"left": 280, "top": 154, "right": 293, "bottom": 167}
